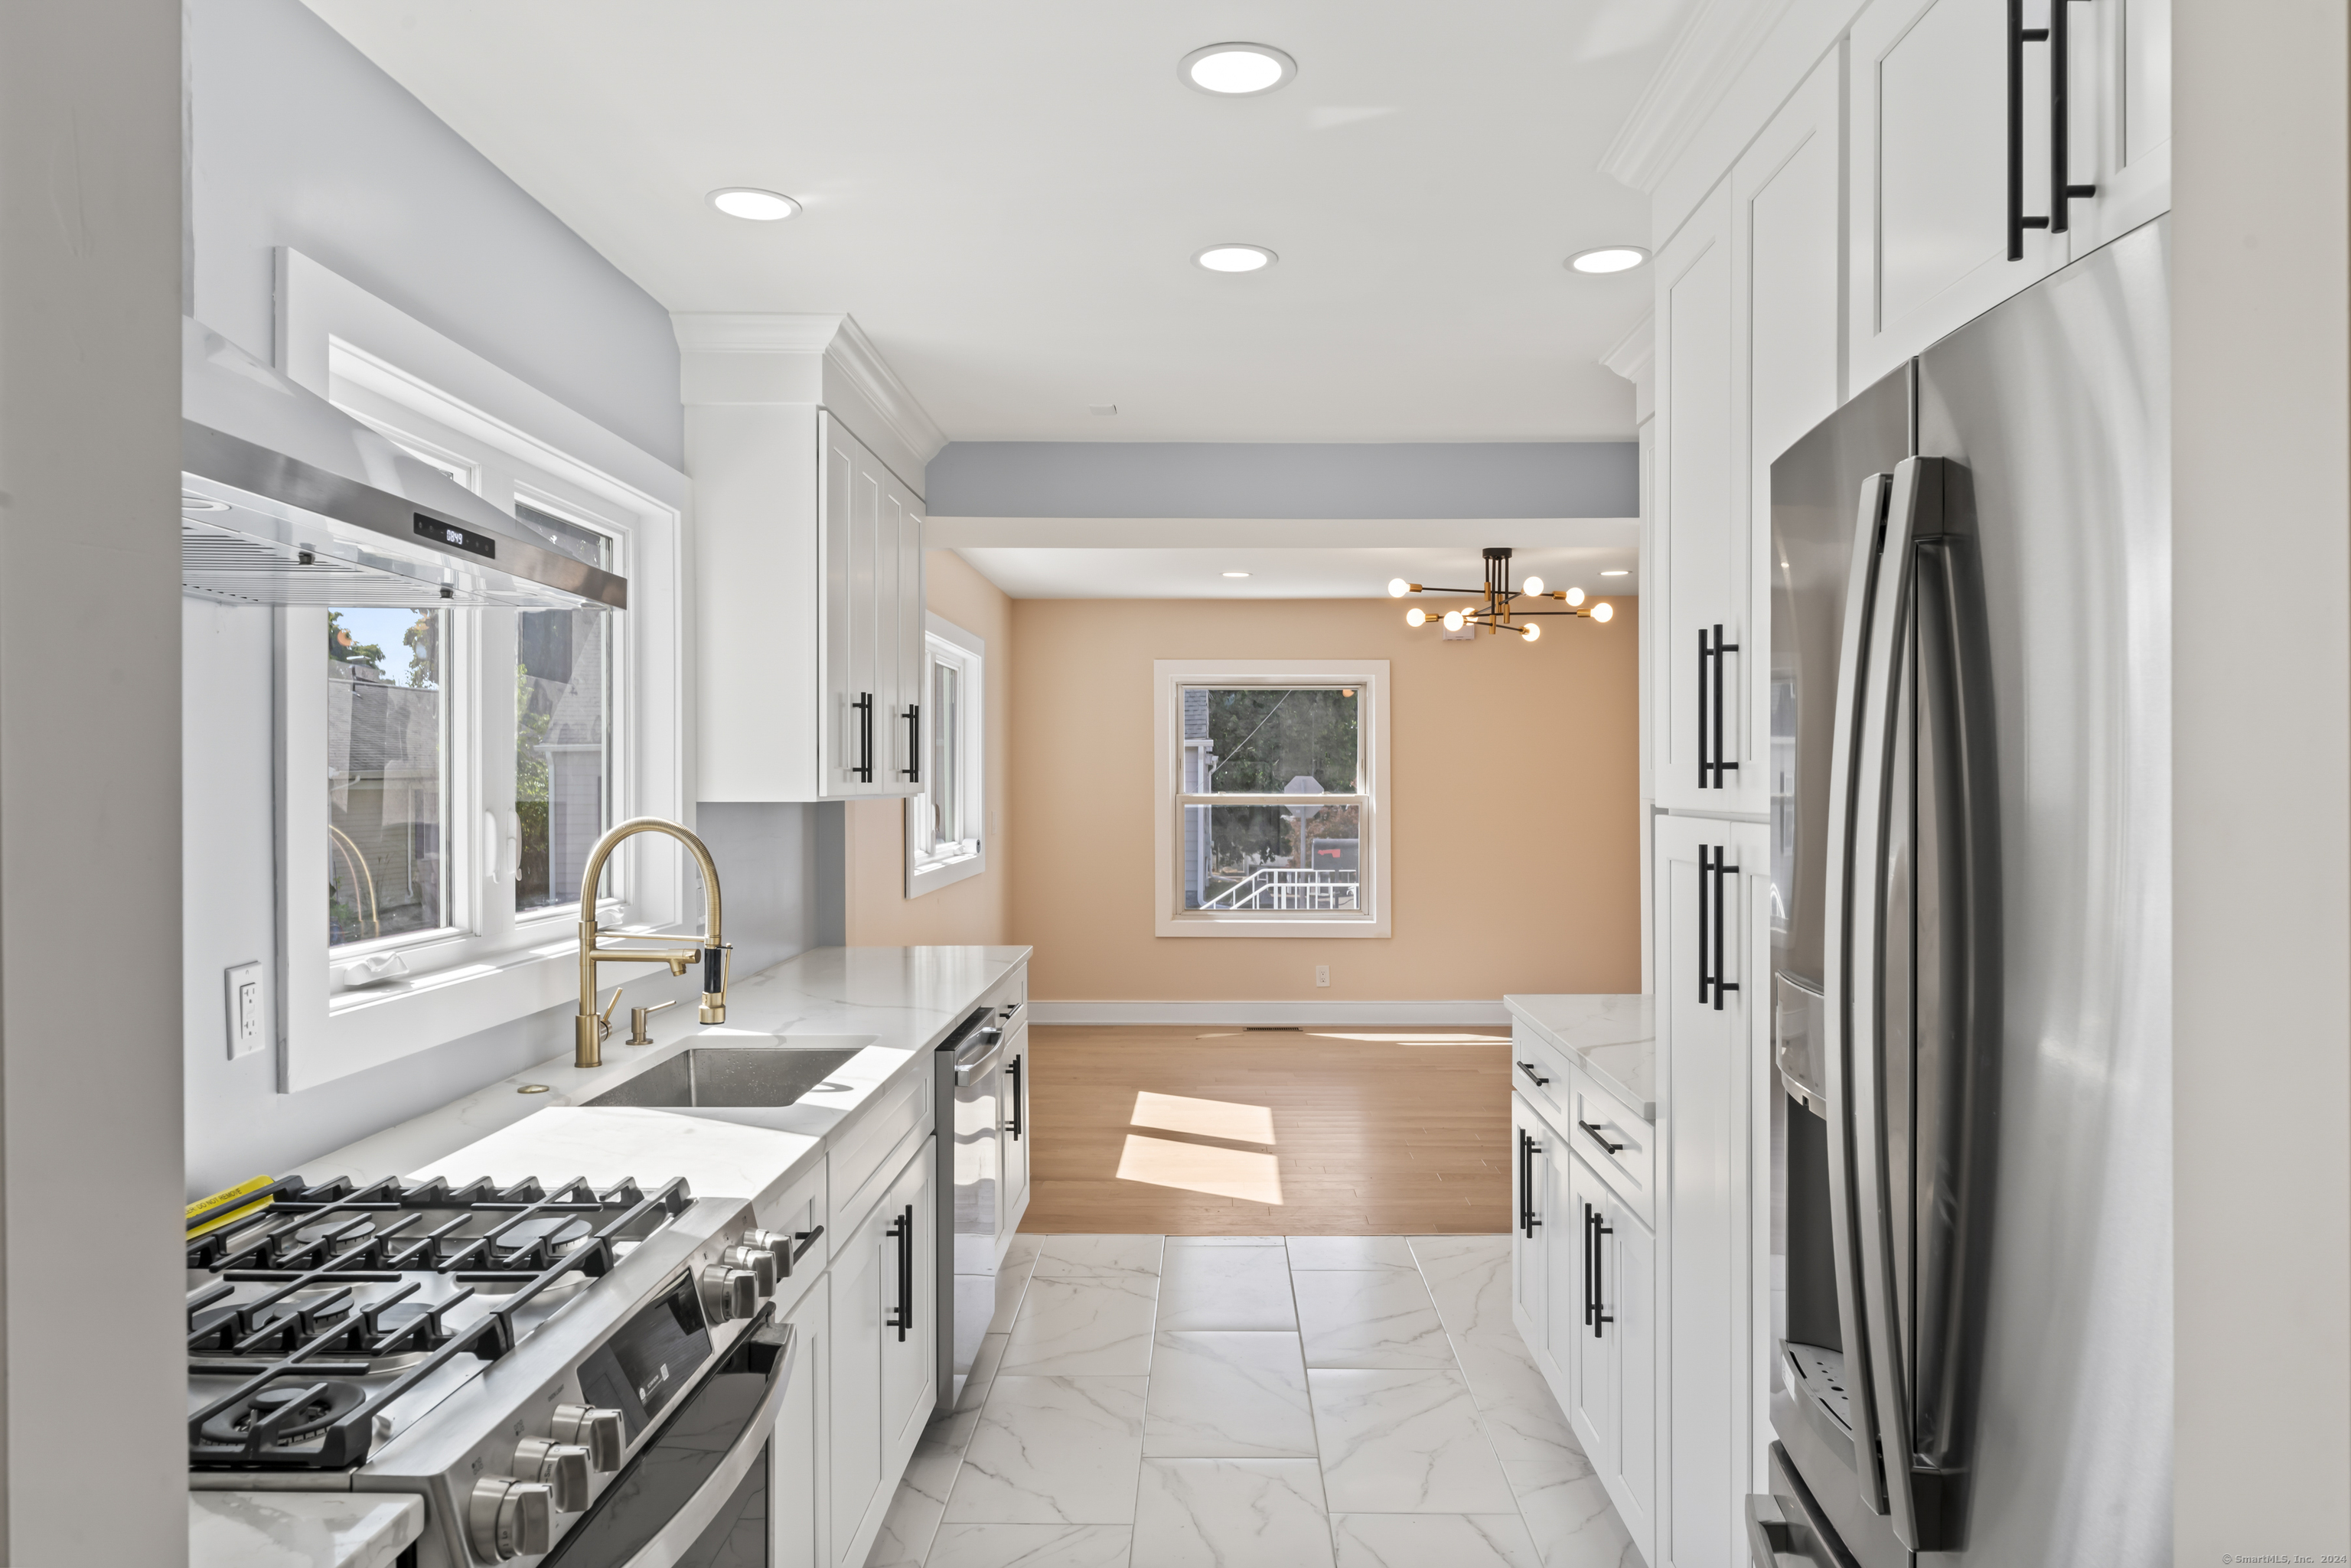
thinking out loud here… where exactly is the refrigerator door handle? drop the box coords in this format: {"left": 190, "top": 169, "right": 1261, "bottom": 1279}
{"left": 1820, "top": 468, "right": 1894, "bottom": 1518}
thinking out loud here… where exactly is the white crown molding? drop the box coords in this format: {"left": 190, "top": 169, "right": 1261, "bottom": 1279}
{"left": 1601, "top": 312, "right": 1656, "bottom": 385}
{"left": 1027, "top": 999, "right": 1511, "bottom": 1028}
{"left": 1599, "top": 0, "right": 1798, "bottom": 194}
{"left": 670, "top": 310, "right": 947, "bottom": 468}
{"left": 924, "top": 516, "right": 1642, "bottom": 548}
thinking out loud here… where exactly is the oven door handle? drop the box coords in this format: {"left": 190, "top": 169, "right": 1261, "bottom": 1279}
{"left": 599, "top": 1316, "right": 797, "bottom": 1568}
{"left": 954, "top": 1033, "right": 1009, "bottom": 1086}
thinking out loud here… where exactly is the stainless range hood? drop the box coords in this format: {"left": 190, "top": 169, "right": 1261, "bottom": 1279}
{"left": 181, "top": 318, "right": 628, "bottom": 610}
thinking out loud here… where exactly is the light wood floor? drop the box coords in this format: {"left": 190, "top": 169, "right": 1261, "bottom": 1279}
{"left": 1019, "top": 1025, "right": 1512, "bottom": 1236}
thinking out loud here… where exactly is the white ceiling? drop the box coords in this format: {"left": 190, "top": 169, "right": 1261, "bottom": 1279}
{"left": 953, "top": 543, "right": 1639, "bottom": 601}
{"left": 302, "top": 2, "right": 1682, "bottom": 444}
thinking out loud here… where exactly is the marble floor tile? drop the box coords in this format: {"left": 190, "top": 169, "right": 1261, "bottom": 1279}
{"left": 1286, "top": 1236, "right": 1420, "bottom": 1271}
{"left": 1156, "top": 1243, "right": 1296, "bottom": 1332}
{"left": 945, "top": 1376, "right": 1149, "bottom": 1525}
{"left": 1002, "top": 1274, "right": 1160, "bottom": 1375}
{"left": 1004, "top": 1234, "right": 1045, "bottom": 1269}
{"left": 925, "top": 1523, "right": 1134, "bottom": 1568}
{"left": 1329, "top": 1513, "right": 1544, "bottom": 1568}
{"left": 1163, "top": 1234, "right": 1286, "bottom": 1250}
{"left": 1293, "top": 1270, "right": 1456, "bottom": 1370}
{"left": 1502, "top": 1460, "right": 1635, "bottom": 1568}
{"left": 1143, "top": 1332, "right": 1317, "bottom": 1458}
{"left": 1405, "top": 1237, "right": 1513, "bottom": 1339}
{"left": 1131, "top": 1459, "right": 1335, "bottom": 1568}
{"left": 992, "top": 1248, "right": 1042, "bottom": 1336}
{"left": 1032, "top": 1234, "right": 1166, "bottom": 1278}
{"left": 1447, "top": 1336, "right": 1582, "bottom": 1465}
{"left": 1309, "top": 1369, "right": 1517, "bottom": 1514}
{"left": 862, "top": 1436, "right": 964, "bottom": 1568}
{"left": 959, "top": 1332, "right": 1012, "bottom": 1414}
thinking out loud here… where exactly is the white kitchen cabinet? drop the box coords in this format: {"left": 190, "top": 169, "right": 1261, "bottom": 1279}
{"left": 772, "top": 1280, "right": 832, "bottom": 1568}
{"left": 831, "top": 1133, "right": 936, "bottom": 1568}
{"left": 1510, "top": 1094, "right": 1555, "bottom": 1378}
{"left": 680, "top": 314, "right": 940, "bottom": 804}
{"left": 1002, "top": 1017, "right": 1032, "bottom": 1223}
{"left": 1654, "top": 181, "right": 1762, "bottom": 816}
{"left": 1655, "top": 813, "right": 1770, "bottom": 1568}
{"left": 2066, "top": 0, "right": 2172, "bottom": 251}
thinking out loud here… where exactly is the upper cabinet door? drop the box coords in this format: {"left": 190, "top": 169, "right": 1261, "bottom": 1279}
{"left": 819, "top": 414, "right": 924, "bottom": 800}
{"left": 1655, "top": 183, "right": 1758, "bottom": 815}
{"left": 1850, "top": 0, "right": 2069, "bottom": 385}
{"left": 2066, "top": 0, "right": 2170, "bottom": 251}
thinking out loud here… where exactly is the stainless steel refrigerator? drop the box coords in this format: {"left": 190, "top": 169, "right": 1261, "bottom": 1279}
{"left": 1754, "top": 217, "right": 2171, "bottom": 1566}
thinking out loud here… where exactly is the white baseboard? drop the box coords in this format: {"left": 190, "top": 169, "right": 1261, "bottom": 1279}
{"left": 1026, "top": 999, "right": 1511, "bottom": 1027}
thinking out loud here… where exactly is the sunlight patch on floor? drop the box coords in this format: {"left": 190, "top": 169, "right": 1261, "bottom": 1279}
{"left": 1114, "top": 1134, "right": 1284, "bottom": 1204}
{"left": 1129, "top": 1090, "right": 1277, "bottom": 1145}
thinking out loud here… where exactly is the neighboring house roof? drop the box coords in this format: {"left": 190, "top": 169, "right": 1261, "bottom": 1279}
{"left": 1184, "top": 687, "right": 1208, "bottom": 741}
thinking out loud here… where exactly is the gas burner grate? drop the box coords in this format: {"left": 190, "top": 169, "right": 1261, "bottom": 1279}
{"left": 186, "top": 1172, "right": 690, "bottom": 1471}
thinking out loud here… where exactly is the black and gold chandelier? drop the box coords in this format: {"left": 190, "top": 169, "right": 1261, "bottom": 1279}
{"left": 1387, "top": 546, "right": 1616, "bottom": 643}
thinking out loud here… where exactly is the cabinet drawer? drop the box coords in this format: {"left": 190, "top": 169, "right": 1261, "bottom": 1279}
{"left": 1562, "top": 1068, "right": 1655, "bottom": 1230}
{"left": 828, "top": 1068, "right": 930, "bottom": 1239}
{"left": 1508, "top": 1022, "right": 1571, "bottom": 1124}
{"left": 982, "top": 966, "right": 1027, "bottom": 1018}
{"left": 758, "top": 1156, "right": 829, "bottom": 1314}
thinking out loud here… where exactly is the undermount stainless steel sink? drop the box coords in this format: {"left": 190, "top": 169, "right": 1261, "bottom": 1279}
{"left": 588, "top": 1044, "right": 869, "bottom": 1110}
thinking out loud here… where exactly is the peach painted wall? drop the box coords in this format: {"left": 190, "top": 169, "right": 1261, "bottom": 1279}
{"left": 843, "top": 550, "right": 1014, "bottom": 945}
{"left": 1007, "top": 596, "right": 1640, "bottom": 1002}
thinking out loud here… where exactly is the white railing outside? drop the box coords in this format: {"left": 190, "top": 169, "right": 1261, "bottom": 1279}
{"left": 1199, "top": 867, "right": 1360, "bottom": 911}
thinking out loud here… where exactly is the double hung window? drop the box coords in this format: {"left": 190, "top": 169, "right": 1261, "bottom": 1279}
{"left": 906, "top": 617, "right": 986, "bottom": 896}
{"left": 1154, "top": 660, "right": 1391, "bottom": 937}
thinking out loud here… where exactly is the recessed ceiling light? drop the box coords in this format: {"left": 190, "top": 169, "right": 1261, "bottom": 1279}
{"left": 1181, "top": 43, "right": 1297, "bottom": 96}
{"left": 1567, "top": 246, "right": 1648, "bottom": 275}
{"left": 1196, "top": 244, "right": 1277, "bottom": 273}
{"left": 709, "top": 187, "right": 800, "bottom": 221}
{"left": 1222, "top": 571, "right": 1252, "bottom": 578}
{"left": 1601, "top": 569, "right": 1629, "bottom": 576}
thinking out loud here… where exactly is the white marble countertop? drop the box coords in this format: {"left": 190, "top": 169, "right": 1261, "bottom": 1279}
{"left": 304, "top": 944, "right": 1028, "bottom": 1201}
{"left": 1502, "top": 993, "right": 1656, "bottom": 1120}
{"left": 190, "top": 1493, "right": 422, "bottom": 1568}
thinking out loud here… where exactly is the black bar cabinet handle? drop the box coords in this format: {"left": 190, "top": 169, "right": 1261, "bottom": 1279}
{"left": 1713, "top": 623, "right": 1738, "bottom": 784}
{"left": 1583, "top": 1201, "right": 1595, "bottom": 1326}
{"left": 1516, "top": 1060, "right": 1550, "bottom": 1088}
{"left": 1518, "top": 1130, "right": 1542, "bottom": 1238}
{"left": 1007, "top": 1056, "right": 1024, "bottom": 1139}
{"left": 885, "top": 1205, "right": 914, "bottom": 1340}
{"left": 851, "top": 693, "right": 876, "bottom": 783}
{"left": 1698, "top": 843, "right": 1714, "bottom": 1002}
{"left": 1697, "top": 626, "right": 1710, "bottom": 788}
{"left": 1590, "top": 1205, "right": 1614, "bottom": 1338}
{"left": 900, "top": 703, "right": 921, "bottom": 783}
{"left": 2010, "top": 0, "right": 2052, "bottom": 258}
{"left": 1714, "top": 847, "right": 1742, "bottom": 1011}
{"left": 2049, "top": 0, "right": 2097, "bottom": 233}
{"left": 1580, "top": 1120, "right": 1625, "bottom": 1156}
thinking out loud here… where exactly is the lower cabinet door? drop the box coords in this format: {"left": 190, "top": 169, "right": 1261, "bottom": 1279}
{"left": 1541, "top": 1124, "right": 1581, "bottom": 1397}
{"left": 1002, "top": 1033, "right": 1031, "bottom": 1224}
{"left": 1564, "top": 1149, "right": 1615, "bottom": 1483}
{"left": 1509, "top": 1095, "right": 1550, "bottom": 1368}
{"left": 773, "top": 1280, "right": 831, "bottom": 1568}
{"left": 1612, "top": 1201, "right": 1658, "bottom": 1560}
{"left": 877, "top": 1139, "right": 937, "bottom": 1467}
{"left": 829, "top": 1191, "right": 888, "bottom": 1567}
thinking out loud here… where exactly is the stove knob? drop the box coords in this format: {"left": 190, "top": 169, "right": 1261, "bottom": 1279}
{"left": 468, "top": 1476, "right": 553, "bottom": 1561}
{"left": 514, "top": 1436, "right": 593, "bottom": 1512}
{"left": 743, "top": 1227, "right": 795, "bottom": 1273}
{"left": 700, "top": 1263, "right": 758, "bottom": 1323}
{"left": 722, "top": 1244, "right": 779, "bottom": 1296}
{"left": 549, "top": 1403, "right": 624, "bottom": 1472}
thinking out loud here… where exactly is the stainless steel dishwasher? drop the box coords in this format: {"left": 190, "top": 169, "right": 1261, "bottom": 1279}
{"left": 933, "top": 1006, "right": 1006, "bottom": 1410}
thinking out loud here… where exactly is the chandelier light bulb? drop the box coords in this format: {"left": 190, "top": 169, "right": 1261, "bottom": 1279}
{"left": 1388, "top": 578, "right": 1410, "bottom": 598}
{"left": 1522, "top": 575, "right": 1544, "bottom": 598}
{"left": 1565, "top": 586, "right": 1586, "bottom": 607}
{"left": 1522, "top": 623, "right": 1541, "bottom": 643}
{"left": 1593, "top": 601, "right": 1615, "bottom": 622}
{"left": 1443, "top": 610, "right": 1466, "bottom": 632}
{"left": 1406, "top": 608, "right": 1427, "bottom": 627}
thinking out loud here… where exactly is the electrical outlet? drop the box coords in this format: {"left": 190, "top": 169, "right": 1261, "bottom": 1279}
{"left": 1315, "top": 965, "right": 1331, "bottom": 988}
{"left": 226, "top": 962, "right": 265, "bottom": 1061}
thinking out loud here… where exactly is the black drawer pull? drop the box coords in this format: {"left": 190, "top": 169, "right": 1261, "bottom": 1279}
{"left": 1579, "top": 1120, "right": 1625, "bottom": 1155}
{"left": 1586, "top": 1203, "right": 1615, "bottom": 1337}
{"left": 1516, "top": 1060, "right": 1550, "bottom": 1087}
{"left": 1006, "top": 1055, "right": 1024, "bottom": 1140}
{"left": 1517, "top": 1130, "right": 1543, "bottom": 1239}
{"left": 884, "top": 1207, "right": 914, "bottom": 1341}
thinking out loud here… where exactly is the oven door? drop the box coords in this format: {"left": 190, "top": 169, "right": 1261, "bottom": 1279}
{"left": 543, "top": 1313, "right": 796, "bottom": 1568}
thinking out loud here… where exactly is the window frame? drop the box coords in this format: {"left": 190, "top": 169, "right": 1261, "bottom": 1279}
{"left": 272, "top": 249, "right": 687, "bottom": 1091}
{"left": 905, "top": 614, "right": 986, "bottom": 898}
{"left": 1151, "top": 659, "right": 1392, "bottom": 938}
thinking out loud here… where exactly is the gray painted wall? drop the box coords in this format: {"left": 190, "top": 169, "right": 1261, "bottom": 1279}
{"left": 181, "top": 1, "right": 823, "bottom": 1196}
{"left": 926, "top": 441, "right": 1639, "bottom": 520}
{"left": 190, "top": 0, "right": 682, "bottom": 466}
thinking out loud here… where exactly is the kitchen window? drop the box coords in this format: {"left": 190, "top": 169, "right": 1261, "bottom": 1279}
{"left": 905, "top": 615, "right": 986, "bottom": 896}
{"left": 272, "top": 248, "right": 688, "bottom": 1090}
{"left": 1152, "top": 660, "right": 1391, "bottom": 937}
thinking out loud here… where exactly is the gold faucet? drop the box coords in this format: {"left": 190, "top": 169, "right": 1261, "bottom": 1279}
{"left": 574, "top": 817, "right": 729, "bottom": 1068}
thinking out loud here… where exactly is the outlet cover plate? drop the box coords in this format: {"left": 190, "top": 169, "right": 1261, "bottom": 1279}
{"left": 226, "top": 962, "right": 265, "bottom": 1061}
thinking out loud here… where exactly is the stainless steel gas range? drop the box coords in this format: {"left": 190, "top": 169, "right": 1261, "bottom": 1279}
{"left": 186, "top": 1172, "right": 808, "bottom": 1566}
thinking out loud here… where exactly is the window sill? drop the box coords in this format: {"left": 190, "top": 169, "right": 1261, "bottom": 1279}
{"left": 908, "top": 844, "right": 986, "bottom": 898}
{"left": 1154, "top": 910, "right": 1392, "bottom": 939}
